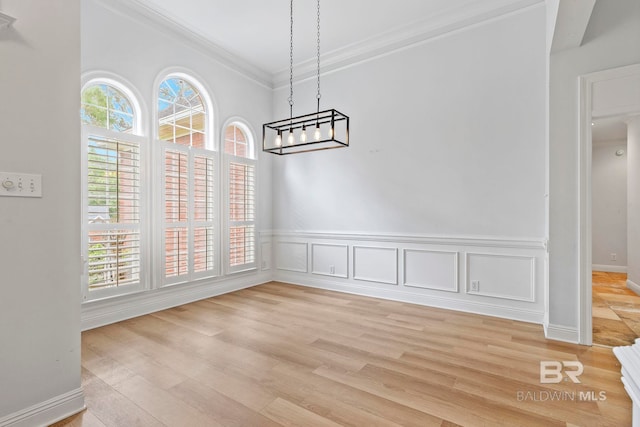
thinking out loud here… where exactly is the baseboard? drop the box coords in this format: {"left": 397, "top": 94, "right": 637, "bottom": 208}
{"left": 276, "top": 273, "right": 545, "bottom": 324}
{"left": 82, "top": 272, "right": 272, "bottom": 330}
{"left": 544, "top": 323, "right": 579, "bottom": 344}
{"left": 628, "top": 279, "right": 640, "bottom": 297}
{"left": 592, "top": 264, "right": 627, "bottom": 273}
{"left": 0, "top": 388, "right": 85, "bottom": 427}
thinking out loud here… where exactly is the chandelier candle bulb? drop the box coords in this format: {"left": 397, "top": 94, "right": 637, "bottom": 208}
{"left": 300, "top": 125, "right": 307, "bottom": 142}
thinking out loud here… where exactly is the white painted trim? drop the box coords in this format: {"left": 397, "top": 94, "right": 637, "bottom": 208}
{"left": 273, "top": 230, "right": 546, "bottom": 250}
{"left": 0, "top": 11, "right": 16, "bottom": 31}
{"left": 275, "top": 241, "right": 309, "bottom": 273}
{"left": 276, "top": 273, "right": 545, "bottom": 325}
{"left": 260, "top": 240, "right": 271, "bottom": 271}
{"left": 628, "top": 279, "right": 640, "bottom": 296}
{"left": 94, "top": 0, "right": 272, "bottom": 88}
{"left": 402, "top": 249, "right": 459, "bottom": 293}
{"left": 593, "top": 264, "right": 628, "bottom": 273}
{"left": 0, "top": 388, "right": 85, "bottom": 427}
{"left": 353, "top": 246, "right": 399, "bottom": 285}
{"left": 579, "top": 63, "right": 640, "bottom": 346}
{"left": 82, "top": 272, "right": 271, "bottom": 330}
{"left": 311, "top": 243, "right": 349, "bottom": 279}
{"left": 465, "top": 252, "right": 536, "bottom": 302}
{"left": 544, "top": 323, "right": 580, "bottom": 344}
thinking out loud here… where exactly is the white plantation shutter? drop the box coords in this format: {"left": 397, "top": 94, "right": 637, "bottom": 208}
{"left": 161, "top": 143, "right": 217, "bottom": 284}
{"left": 163, "top": 147, "right": 189, "bottom": 280}
{"left": 83, "top": 131, "right": 145, "bottom": 299}
{"left": 193, "top": 154, "right": 216, "bottom": 274}
{"left": 227, "top": 156, "right": 256, "bottom": 272}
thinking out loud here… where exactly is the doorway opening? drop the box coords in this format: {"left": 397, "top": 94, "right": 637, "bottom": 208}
{"left": 590, "top": 118, "right": 636, "bottom": 345}
{"left": 579, "top": 63, "right": 640, "bottom": 345}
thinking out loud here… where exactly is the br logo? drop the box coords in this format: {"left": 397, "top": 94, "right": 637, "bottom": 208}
{"left": 540, "top": 361, "right": 583, "bottom": 384}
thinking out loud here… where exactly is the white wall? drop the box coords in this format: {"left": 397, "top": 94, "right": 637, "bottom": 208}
{"left": 592, "top": 140, "right": 627, "bottom": 271}
{"left": 272, "top": 6, "right": 546, "bottom": 238}
{"left": 549, "top": 0, "right": 640, "bottom": 329}
{"left": 629, "top": 117, "right": 640, "bottom": 288}
{"left": 0, "top": 0, "right": 85, "bottom": 425}
{"left": 271, "top": 5, "right": 548, "bottom": 322}
{"left": 80, "top": 0, "right": 274, "bottom": 328}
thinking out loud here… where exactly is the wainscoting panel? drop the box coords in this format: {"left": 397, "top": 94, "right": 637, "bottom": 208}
{"left": 353, "top": 246, "right": 398, "bottom": 285}
{"left": 276, "top": 241, "right": 308, "bottom": 273}
{"left": 403, "top": 249, "right": 458, "bottom": 292}
{"left": 261, "top": 240, "right": 272, "bottom": 271}
{"left": 312, "top": 243, "right": 348, "bottom": 278}
{"left": 466, "top": 253, "right": 535, "bottom": 302}
{"left": 272, "top": 231, "right": 547, "bottom": 325}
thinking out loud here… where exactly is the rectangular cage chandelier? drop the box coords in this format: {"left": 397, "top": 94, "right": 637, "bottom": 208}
{"left": 262, "top": 0, "right": 349, "bottom": 155}
{"left": 263, "top": 109, "right": 349, "bottom": 155}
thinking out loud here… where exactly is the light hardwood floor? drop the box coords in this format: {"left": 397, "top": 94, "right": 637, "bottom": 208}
{"left": 55, "top": 282, "right": 631, "bottom": 426}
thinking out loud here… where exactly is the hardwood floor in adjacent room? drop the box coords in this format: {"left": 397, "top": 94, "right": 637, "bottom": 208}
{"left": 593, "top": 271, "right": 640, "bottom": 347}
{"left": 55, "top": 282, "right": 630, "bottom": 426}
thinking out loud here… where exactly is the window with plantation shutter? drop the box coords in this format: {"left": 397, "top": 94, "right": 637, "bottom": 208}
{"left": 224, "top": 123, "right": 257, "bottom": 273}
{"left": 81, "top": 80, "right": 145, "bottom": 300}
{"left": 158, "top": 75, "right": 217, "bottom": 284}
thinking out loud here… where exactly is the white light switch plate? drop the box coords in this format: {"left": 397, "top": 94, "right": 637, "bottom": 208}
{"left": 0, "top": 172, "right": 42, "bottom": 198}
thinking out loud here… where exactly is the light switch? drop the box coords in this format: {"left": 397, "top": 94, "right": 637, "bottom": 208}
{"left": 0, "top": 172, "right": 42, "bottom": 198}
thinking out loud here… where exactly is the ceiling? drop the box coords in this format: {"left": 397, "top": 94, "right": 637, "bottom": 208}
{"left": 130, "top": 0, "right": 543, "bottom": 83}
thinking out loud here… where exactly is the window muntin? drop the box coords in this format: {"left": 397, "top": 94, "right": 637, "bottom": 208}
{"left": 224, "top": 124, "right": 249, "bottom": 158}
{"left": 158, "top": 78, "right": 206, "bottom": 148}
{"left": 81, "top": 84, "right": 135, "bottom": 133}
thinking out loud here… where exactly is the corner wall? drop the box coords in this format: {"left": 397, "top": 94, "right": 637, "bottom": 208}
{"left": 0, "top": 0, "right": 85, "bottom": 425}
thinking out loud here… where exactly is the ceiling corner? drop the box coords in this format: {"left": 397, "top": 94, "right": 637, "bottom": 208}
{"left": 551, "top": 0, "right": 597, "bottom": 53}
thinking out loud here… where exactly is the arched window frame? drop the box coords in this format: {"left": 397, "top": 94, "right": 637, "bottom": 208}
{"left": 154, "top": 71, "right": 216, "bottom": 150}
{"left": 222, "top": 118, "right": 258, "bottom": 274}
{"left": 154, "top": 70, "right": 220, "bottom": 285}
{"left": 80, "top": 73, "right": 149, "bottom": 301}
{"left": 81, "top": 73, "right": 145, "bottom": 136}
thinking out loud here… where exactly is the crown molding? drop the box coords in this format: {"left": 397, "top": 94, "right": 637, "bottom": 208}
{"left": 95, "top": 0, "right": 273, "bottom": 89}
{"left": 273, "top": 0, "right": 544, "bottom": 88}
{"left": 0, "top": 11, "right": 16, "bottom": 31}
{"left": 94, "top": 0, "right": 543, "bottom": 91}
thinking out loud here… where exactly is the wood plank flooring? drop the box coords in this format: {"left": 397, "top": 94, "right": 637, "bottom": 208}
{"left": 55, "top": 282, "right": 631, "bottom": 426}
{"left": 593, "top": 271, "right": 640, "bottom": 347}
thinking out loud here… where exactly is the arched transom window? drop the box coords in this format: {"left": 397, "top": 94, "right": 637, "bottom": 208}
{"left": 158, "top": 77, "right": 206, "bottom": 148}
{"left": 81, "top": 83, "right": 135, "bottom": 133}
